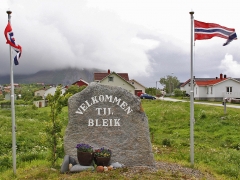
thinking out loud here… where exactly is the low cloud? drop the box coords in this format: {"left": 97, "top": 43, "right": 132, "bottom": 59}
{"left": 218, "top": 54, "right": 240, "bottom": 78}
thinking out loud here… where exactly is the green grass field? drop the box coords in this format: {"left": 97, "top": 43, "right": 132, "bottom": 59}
{"left": 0, "top": 100, "right": 240, "bottom": 179}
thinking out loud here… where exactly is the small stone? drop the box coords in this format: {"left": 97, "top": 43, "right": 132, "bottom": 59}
{"left": 69, "top": 156, "right": 77, "bottom": 166}
{"left": 111, "top": 162, "right": 123, "bottom": 168}
{"left": 70, "top": 164, "right": 94, "bottom": 172}
{"left": 104, "top": 166, "right": 108, "bottom": 171}
{"left": 108, "top": 165, "right": 113, "bottom": 171}
{"left": 96, "top": 166, "right": 104, "bottom": 172}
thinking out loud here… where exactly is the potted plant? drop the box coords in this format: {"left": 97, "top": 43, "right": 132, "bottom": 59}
{"left": 76, "top": 143, "right": 94, "bottom": 166}
{"left": 94, "top": 147, "right": 111, "bottom": 166}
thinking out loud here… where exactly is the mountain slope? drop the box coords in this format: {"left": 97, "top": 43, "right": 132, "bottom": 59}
{"left": 0, "top": 68, "right": 105, "bottom": 85}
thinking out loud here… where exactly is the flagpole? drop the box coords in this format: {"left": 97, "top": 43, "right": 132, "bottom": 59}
{"left": 7, "top": 9, "right": 17, "bottom": 175}
{"left": 189, "top": 11, "right": 195, "bottom": 166}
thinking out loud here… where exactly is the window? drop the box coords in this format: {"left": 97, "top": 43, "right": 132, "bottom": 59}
{"left": 226, "top": 86, "right": 232, "bottom": 94}
{"left": 206, "top": 87, "right": 209, "bottom": 94}
{"left": 196, "top": 87, "right": 197, "bottom": 95}
{"left": 108, "top": 76, "right": 114, "bottom": 82}
{"left": 210, "top": 87, "right": 213, "bottom": 94}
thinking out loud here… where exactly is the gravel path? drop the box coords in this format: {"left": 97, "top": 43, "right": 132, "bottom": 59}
{"left": 122, "top": 161, "right": 216, "bottom": 179}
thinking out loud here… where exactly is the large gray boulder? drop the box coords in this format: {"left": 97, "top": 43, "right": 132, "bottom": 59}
{"left": 64, "top": 83, "right": 155, "bottom": 167}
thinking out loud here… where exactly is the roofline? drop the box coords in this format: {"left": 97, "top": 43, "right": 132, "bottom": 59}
{"left": 129, "top": 79, "right": 146, "bottom": 88}
{"left": 100, "top": 72, "right": 135, "bottom": 88}
{"left": 72, "top": 79, "right": 89, "bottom": 85}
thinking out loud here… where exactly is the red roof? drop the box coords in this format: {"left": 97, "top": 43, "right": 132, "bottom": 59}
{"left": 196, "top": 78, "right": 227, "bottom": 86}
{"left": 94, "top": 72, "right": 129, "bottom": 81}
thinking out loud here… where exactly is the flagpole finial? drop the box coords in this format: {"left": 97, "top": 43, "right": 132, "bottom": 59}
{"left": 189, "top": 11, "right": 194, "bottom": 15}
{"left": 6, "top": 9, "right": 12, "bottom": 14}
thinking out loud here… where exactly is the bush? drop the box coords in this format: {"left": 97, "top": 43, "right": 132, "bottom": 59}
{"left": 173, "top": 89, "right": 183, "bottom": 97}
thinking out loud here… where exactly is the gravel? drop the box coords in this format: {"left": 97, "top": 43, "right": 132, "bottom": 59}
{"left": 121, "top": 161, "right": 216, "bottom": 179}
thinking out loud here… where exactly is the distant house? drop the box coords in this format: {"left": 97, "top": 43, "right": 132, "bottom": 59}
{"left": 3, "top": 84, "right": 20, "bottom": 93}
{"left": 72, "top": 79, "right": 89, "bottom": 87}
{"left": 33, "top": 100, "right": 46, "bottom": 108}
{"left": 94, "top": 69, "right": 135, "bottom": 94}
{"left": 181, "top": 74, "right": 240, "bottom": 101}
{"left": 34, "top": 89, "right": 46, "bottom": 98}
{"left": 44, "top": 86, "right": 66, "bottom": 99}
{"left": 129, "top": 79, "right": 146, "bottom": 96}
{"left": 5, "top": 93, "right": 17, "bottom": 101}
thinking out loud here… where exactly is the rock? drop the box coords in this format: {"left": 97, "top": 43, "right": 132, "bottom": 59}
{"left": 64, "top": 84, "right": 155, "bottom": 167}
{"left": 108, "top": 165, "right": 113, "bottom": 171}
{"left": 96, "top": 166, "right": 104, "bottom": 172}
{"left": 69, "top": 163, "right": 73, "bottom": 170}
{"left": 103, "top": 166, "right": 108, "bottom": 171}
{"left": 69, "top": 156, "right": 77, "bottom": 166}
{"left": 60, "top": 155, "right": 70, "bottom": 173}
{"left": 70, "top": 164, "right": 94, "bottom": 172}
{"left": 111, "top": 162, "right": 124, "bottom": 168}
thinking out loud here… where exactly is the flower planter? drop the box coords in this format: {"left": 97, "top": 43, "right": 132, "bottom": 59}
{"left": 77, "top": 151, "right": 94, "bottom": 166}
{"left": 94, "top": 157, "right": 111, "bottom": 166}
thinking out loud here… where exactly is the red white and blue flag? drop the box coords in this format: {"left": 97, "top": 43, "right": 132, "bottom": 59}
{"left": 4, "top": 22, "right": 22, "bottom": 65}
{"left": 194, "top": 20, "right": 237, "bottom": 46}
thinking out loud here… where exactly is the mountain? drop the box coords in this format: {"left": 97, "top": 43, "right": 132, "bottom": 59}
{"left": 0, "top": 68, "right": 105, "bottom": 85}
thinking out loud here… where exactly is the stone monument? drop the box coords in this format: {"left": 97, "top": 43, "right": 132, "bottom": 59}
{"left": 64, "top": 83, "right": 155, "bottom": 167}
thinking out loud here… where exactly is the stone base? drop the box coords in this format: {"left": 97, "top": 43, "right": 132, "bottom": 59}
{"left": 70, "top": 164, "right": 94, "bottom": 172}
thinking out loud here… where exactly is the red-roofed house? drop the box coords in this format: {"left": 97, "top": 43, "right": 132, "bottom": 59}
{"left": 181, "top": 74, "right": 240, "bottom": 101}
{"left": 94, "top": 69, "right": 135, "bottom": 94}
{"left": 72, "top": 79, "right": 89, "bottom": 87}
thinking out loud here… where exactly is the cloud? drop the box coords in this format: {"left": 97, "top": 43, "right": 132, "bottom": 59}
{"left": 1, "top": 0, "right": 240, "bottom": 87}
{"left": 0, "top": 0, "right": 159, "bottom": 78}
{"left": 218, "top": 54, "right": 240, "bottom": 78}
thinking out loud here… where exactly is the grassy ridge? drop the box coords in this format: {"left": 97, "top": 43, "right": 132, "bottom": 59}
{"left": 0, "top": 100, "right": 240, "bottom": 179}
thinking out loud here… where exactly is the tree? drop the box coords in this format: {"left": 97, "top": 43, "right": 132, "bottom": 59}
{"left": 145, "top": 87, "right": 156, "bottom": 96}
{"left": 63, "top": 85, "right": 87, "bottom": 106}
{"left": 159, "top": 75, "right": 180, "bottom": 94}
{"left": 45, "top": 86, "right": 65, "bottom": 167}
{"left": 64, "top": 85, "right": 86, "bottom": 96}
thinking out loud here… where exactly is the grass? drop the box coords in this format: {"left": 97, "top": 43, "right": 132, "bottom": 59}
{"left": 0, "top": 100, "right": 240, "bottom": 179}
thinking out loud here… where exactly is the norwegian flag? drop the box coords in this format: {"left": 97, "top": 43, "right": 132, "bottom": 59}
{"left": 194, "top": 20, "right": 237, "bottom": 46}
{"left": 4, "top": 22, "right": 22, "bottom": 65}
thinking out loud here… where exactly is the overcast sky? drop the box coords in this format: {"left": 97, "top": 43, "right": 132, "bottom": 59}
{"left": 1, "top": 0, "right": 240, "bottom": 87}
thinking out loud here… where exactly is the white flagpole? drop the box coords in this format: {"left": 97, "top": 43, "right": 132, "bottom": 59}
{"left": 7, "top": 9, "right": 17, "bottom": 175}
{"left": 189, "top": 11, "right": 195, "bottom": 166}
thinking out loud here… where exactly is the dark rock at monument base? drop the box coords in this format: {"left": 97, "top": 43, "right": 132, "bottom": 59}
{"left": 64, "top": 83, "right": 155, "bottom": 167}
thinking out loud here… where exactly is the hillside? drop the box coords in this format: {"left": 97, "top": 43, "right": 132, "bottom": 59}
{"left": 0, "top": 68, "right": 105, "bottom": 85}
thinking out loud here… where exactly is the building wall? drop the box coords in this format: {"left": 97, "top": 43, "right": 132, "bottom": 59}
{"left": 5, "top": 94, "right": 17, "bottom": 100}
{"left": 213, "top": 80, "right": 240, "bottom": 99}
{"left": 130, "top": 81, "right": 145, "bottom": 93}
{"left": 34, "top": 89, "right": 45, "bottom": 97}
{"left": 73, "top": 81, "right": 88, "bottom": 87}
{"left": 181, "top": 84, "right": 191, "bottom": 94}
{"left": 44, "top": 87, "right": 66, "bottom": 98}
{"left": 100, "top": 74, "right": 135, "bottom": 94}
{"left": 33, "top": 100, "right": 46, "bottom": 108}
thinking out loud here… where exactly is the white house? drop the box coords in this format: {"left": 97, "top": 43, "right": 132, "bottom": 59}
{"left": 44, "top": 87, "right": 66, "bottom": 99}
{"left": 94, "top": 69, "right": 135, "bottom": 94}
{"left": 33, "top": 100, "right": 46, "bottom": 108}
{"left": 129, "top": 79, "right": 146, "bottom": 95}
{"left": 181, "top": 74, "right": 240, "bottom": 101}
{"left": 34, "top": 89, "right": 46, "bottom": 98}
